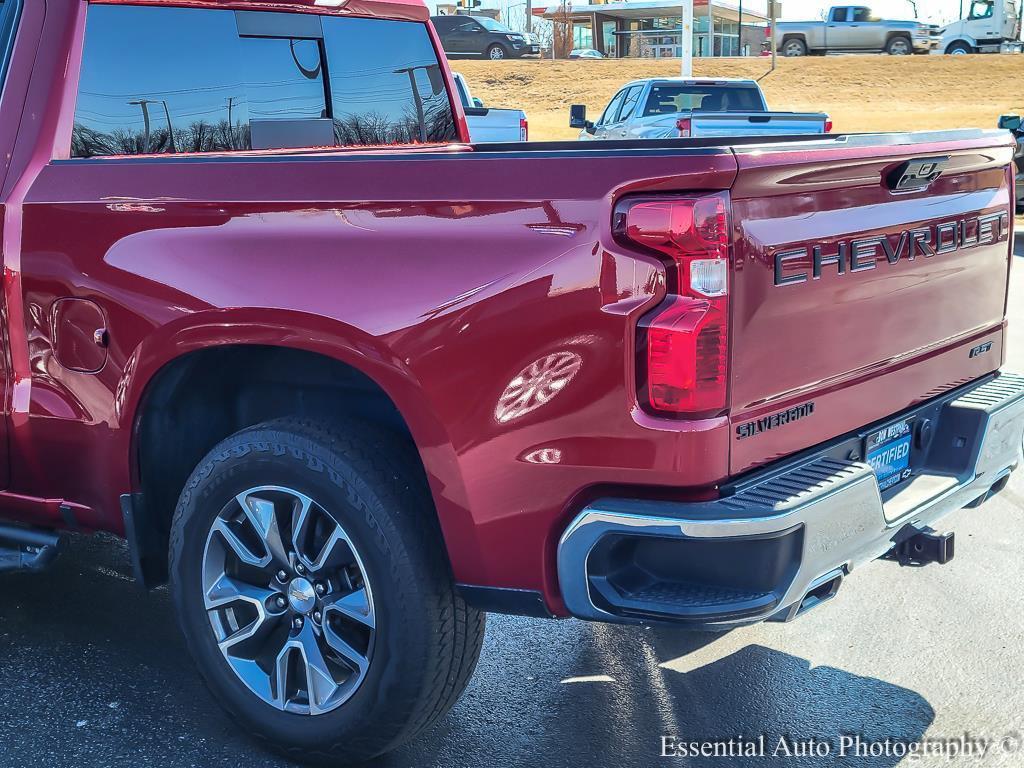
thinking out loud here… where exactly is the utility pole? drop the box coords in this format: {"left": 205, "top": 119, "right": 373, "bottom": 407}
{"left": 737, "top": 0, "right": 743, "bottom": 55}
{"left": 161, "top": 100, "right": 176, "bottom": 153}
{"left": 525, "top": 0, "right": 532, "bottom": 33}
{"left": 708, "top": 1, "right": 714, "bottom": 56}
{"left": 395, "top": 67, "right": 427, "bottom": 142}
{"left": 227, "top": 96, "right": 236, "bottom": 150}
{"left": 680, "top": 0, "right": 693, "bottom": 76}
{"left": 770, "top": 0, "right": 777, "bottom": 73}
{"left": 128, "top": 99, "right": 153, "bottom": 154}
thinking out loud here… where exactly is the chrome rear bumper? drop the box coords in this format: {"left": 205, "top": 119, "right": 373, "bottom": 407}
{"left": 558, "top": 373, "right": 1024, "bottom": 628}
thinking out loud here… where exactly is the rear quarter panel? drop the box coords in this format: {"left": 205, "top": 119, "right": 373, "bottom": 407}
{"left": 17, "top": 148, "right": 738, "bottom": 607}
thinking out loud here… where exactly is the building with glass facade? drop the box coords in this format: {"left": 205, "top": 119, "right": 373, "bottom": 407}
{"left": 537, "top": 0, "right": 768, "bottom": 58}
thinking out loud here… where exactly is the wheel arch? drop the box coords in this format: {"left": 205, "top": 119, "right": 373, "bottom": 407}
{"left": 121, "top": 311, "right": 474, "bottom": 588}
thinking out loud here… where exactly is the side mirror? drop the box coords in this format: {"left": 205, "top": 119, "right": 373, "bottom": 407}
{"left": 998, "top": 114, "right": 1022, "bottom": 132}
{"left": 473, "top": 97, "right": 484, "bottom": 108}
{"left": 569, "top": 104, "right": 587, "bottom": 129}
{"left": 585, "top": 121, "right": 596, "bottom": 135}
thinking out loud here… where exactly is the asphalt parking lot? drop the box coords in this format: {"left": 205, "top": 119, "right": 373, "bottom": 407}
{"left": 0, "top": 241, "right": 1022, "bottom": 768}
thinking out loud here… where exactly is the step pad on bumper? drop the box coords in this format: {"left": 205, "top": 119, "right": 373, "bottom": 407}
{"left": 558, "top": 372, "right": 1024, "bottom": 628}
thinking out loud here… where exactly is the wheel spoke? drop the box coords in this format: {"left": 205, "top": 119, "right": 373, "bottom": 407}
{"left": 238, "top": 491, "right": 290, "bottom": 567}
{"left": 205, "top": 571, "right": 275, "bottom": 611}
{"left": 298, "top": 625, "right": 341, "bottom": 713}
{"left": 212, "top": 518, "right": 270, "bottom": 568}
{"left": 293, "top": 500, "right": 355, "bottom": 573}
{"left": 324, "top": 588, "right": 375, "bottom": 629}
{"left": 272, "top": 643, "right": 293, "bottom": 710}
{"left": 323, "top": 622, "right": 370, "bottom": 675}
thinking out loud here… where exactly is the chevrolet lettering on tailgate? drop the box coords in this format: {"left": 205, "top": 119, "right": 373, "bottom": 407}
{"left": 773, "top": 212, "right": 1010, "bottom": 287}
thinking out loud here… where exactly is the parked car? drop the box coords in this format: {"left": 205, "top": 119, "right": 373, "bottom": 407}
{"left": 571, "top": 78, "right": 831, "bottom": 139}
{"left": 431, "top": 14, "right": 539, "bottom": 59}
{"left": 940, "top": 0, "right": 1024, "bottom": 54}
{"left": 998, "top": 114, "right": 1024, "bottom": 211}
{"left": 453, "top": 72, "right": 528, "bottom": 142}
{"left": 3, "top": 0, "right": 1022, "bottom": 765}
{"left": 569, "top": 48, "right": 604, "bottom": 58}
{"left": 775, "top": 5, "right": 939, "bottom": 55}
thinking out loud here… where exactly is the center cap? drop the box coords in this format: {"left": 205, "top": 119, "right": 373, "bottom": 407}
{"left": 287, "top": 577, "right": 316, "bottom": 614}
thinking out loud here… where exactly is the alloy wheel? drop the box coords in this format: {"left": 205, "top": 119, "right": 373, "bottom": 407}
{"left": 201, "top": 486, "right": 375, "bottom": 715}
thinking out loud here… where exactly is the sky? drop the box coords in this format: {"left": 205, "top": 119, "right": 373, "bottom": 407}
{"left": 427, "top": 1, "right": 974, "bottom": 25}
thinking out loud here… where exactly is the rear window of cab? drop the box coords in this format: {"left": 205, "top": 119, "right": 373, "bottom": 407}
{"left": 71, "top": 5, "right": 457, "bottom": 157}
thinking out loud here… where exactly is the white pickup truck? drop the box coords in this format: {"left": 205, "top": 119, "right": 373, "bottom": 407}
{"left": 570, "top": 78, "right": 830, "bottom": 140}
{"left": 453, "top": 72, "right": 527, "bottom": 143}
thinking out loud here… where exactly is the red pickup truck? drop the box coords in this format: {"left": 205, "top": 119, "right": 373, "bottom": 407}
{"left": 0, "top": 0, "right": 1021, "bottom": 763}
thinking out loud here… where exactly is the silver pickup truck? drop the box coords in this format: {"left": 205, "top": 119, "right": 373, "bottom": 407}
{"left": 775, "top": 5, "right": 939, "bottom": 56}
{"left": 570, "top": 78, "right": 830, "bottom": 140}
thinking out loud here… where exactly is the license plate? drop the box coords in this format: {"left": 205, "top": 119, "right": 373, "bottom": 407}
{"left": 865, "top": 420, "right": 914, "bottom": 491}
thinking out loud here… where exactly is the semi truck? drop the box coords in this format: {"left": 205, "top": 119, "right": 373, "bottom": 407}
{"left": 940, "top": 0, "right": 1023, "bottom": 54}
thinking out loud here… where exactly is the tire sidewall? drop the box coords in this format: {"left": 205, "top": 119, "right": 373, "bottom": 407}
{"left": 487, "top": 44, "right": 506, "bottom": 59}
{"left": 887, "top": 36, "right": 911, "bottom": 55}
{"left": 169, "top": 429, "right": 438, "bottom": 757}
{"left": 783, "top": 39, "right": 806, "bottom": 56}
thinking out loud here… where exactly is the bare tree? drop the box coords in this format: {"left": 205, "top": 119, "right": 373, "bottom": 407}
{"left": 551, "top": 2, "right": 574, "bottom": 58}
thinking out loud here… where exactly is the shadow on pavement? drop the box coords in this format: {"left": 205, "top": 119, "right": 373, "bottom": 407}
{"left": 392, "top": 620, "right": 935, "bottom": 768}
{"left": 0, "top": 535, "right": 934, "bottom": 768}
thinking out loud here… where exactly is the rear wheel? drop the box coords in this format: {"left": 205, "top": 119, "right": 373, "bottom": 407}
{"left": 782, "top": 38, "right": 807, "bottom": 56}
{"left": 886, "top": 35, "right": 912, "bottom": 55}
{"left": 486, "top": 44, "right": 507, "bottom": 60}
{"left": 169, "top": 418, "right": 485, "bottom": 764}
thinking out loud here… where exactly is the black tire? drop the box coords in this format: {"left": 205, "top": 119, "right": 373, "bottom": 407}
{"left": 169, "top": 418, "right": 485, "bottom": 764}
{"left": 485, "top": 44, "right": 507, "bottom": 60}
{"left": 945, "top": 41, "right": 973, "bottom": 55}
{"left": 885, "top": 35, "right": 912, "bottom": 55}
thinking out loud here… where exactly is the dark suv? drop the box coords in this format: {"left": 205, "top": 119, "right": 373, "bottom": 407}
{"left": 431, "top": 14, "right": 539, "bottom": 59}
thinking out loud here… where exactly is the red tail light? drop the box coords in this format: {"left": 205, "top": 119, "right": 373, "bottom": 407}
{"left": 676, "top": 117, "right": 692, "bottom": 138}
{"left": 520, "top": 117, "right": 528, "bottom": 142}
{"left": 618, "top": 193, "right": 730, "bottom": 416}
{"left": 824, "top": 118, "right": 833, "bottom": 133}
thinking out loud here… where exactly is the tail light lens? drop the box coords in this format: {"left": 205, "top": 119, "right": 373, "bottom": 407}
{"left": 619, "top": 193, "right": 731, "bottom": 416}
{"left": 520, "top": 117, "right": 528, "bottom": 142}
{"left": 676, "top": 117, "right": 692, "bottom": 138}
{"left": 824, "top": 118, "right": 833, "bottom": 133}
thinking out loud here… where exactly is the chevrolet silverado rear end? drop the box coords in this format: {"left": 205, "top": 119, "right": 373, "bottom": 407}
{"left": 559, "top": 132, "right": 1022, "bottom": 628}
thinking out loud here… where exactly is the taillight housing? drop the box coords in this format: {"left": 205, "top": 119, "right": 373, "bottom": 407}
{"left": 824, "top": 118, "right": 833, "bottom": 133}
{"left": 617, "top": 193, "right": 731, "bottom": 417}
{"left": 676, "top": 117, "right": 692, "bottom": 138}
{"left": 520, "top": 117, "right": 528, "bottom": 142}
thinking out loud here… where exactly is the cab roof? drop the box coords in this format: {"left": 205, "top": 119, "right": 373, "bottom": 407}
{"left": 93, "top": 0, "right": 430, "bottom": 23}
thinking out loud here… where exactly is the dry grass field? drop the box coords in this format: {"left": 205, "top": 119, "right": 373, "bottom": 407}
{"left": 452, "top": 54, "right": 1024, "bottom": 141}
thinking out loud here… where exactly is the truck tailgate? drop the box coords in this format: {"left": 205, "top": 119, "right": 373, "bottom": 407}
{"left": 728, "top": 132, "right": 1015, "bottom": 475}
{"left": 692, "top": 112, "right": 828, "bottom": 137}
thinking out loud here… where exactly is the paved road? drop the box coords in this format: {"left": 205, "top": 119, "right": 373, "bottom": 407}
{"left": 1, "top": 242, "right": 1022, "bottom": 768}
